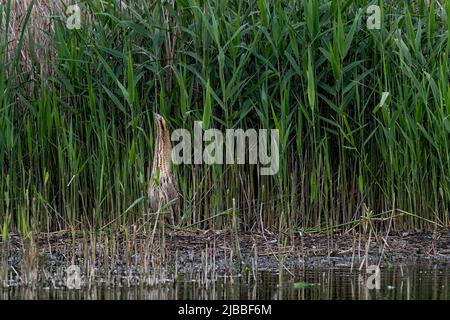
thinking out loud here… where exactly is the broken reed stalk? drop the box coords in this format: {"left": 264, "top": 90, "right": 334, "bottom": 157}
{"left": 231, "top": 198, "right": 241, "bottom": 258}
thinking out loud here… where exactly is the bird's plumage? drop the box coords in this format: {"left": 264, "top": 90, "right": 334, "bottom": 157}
{"left": 149, "top": 113, "right": 179, "bottom": 225}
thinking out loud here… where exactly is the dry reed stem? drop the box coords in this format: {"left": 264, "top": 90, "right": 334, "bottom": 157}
{"left": 1, "top": 0, "right": 65, "bottom": 81}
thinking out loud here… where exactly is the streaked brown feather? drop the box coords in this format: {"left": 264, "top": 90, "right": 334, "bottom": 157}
{"left": 149, "top": 114, "right": 180, "bottom": 225}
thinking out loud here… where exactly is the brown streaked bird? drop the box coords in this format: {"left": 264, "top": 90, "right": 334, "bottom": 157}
{"left": 149, "top": 113, "right": 179, "bottom": 225}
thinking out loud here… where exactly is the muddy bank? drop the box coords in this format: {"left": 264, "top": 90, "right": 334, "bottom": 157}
{"left": 165, "top": 230, "right": 450, "bottom": 270}
{"left": 1, "top": 230, "right": 450, "bottom": 287}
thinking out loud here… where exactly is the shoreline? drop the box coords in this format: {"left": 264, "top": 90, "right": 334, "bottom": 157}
{"left": 1, "top": 230, "right": 450, "bottom": 288}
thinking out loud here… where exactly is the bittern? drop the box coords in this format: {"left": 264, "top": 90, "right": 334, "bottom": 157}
{"left": 149, "top": 113, "right": 179, "bottom": 225}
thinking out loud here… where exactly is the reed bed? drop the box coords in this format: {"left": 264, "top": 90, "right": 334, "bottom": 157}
{"left": 0, "top": 0, "right": 449, "bottom": 239}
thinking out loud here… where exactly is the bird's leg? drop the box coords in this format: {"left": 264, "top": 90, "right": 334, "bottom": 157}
{"left": 160, "top": 216, "right": 166, "bottom": 263}
{"left": 149, "top": 205, "right": 160, "bottom": 248}
{"left": 159, "top": 197, "right": 166, "bottom": 263}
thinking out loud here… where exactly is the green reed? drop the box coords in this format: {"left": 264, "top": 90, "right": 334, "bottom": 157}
{"left": 0, "top": 0, "right": 449, "bottom": 237}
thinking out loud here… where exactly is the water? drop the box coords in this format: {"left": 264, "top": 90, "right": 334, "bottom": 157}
{"left": 1, "top": 267, "right": 449, "bottom": 300}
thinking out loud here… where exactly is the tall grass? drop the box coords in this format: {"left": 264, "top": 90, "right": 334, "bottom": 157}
{"left": 0, "top": 0, "right": 449, "bottom": 237}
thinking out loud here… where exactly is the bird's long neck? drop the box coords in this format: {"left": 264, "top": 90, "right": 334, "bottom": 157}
{"left": 152, "top": 123, "right": 172, "bottom": 177}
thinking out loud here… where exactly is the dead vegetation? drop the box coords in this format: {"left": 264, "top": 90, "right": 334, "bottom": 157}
{"left": 1, "top": 0, "right": 62, "bottom": 80}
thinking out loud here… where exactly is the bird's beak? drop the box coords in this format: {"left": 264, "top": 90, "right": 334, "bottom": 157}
{"left": 154, "top": 113, "right": 162, "bottom": 122}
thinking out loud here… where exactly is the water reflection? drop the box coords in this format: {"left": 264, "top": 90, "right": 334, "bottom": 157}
{"left": 1, "top": 267, "right": 449, "bottom": 300}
